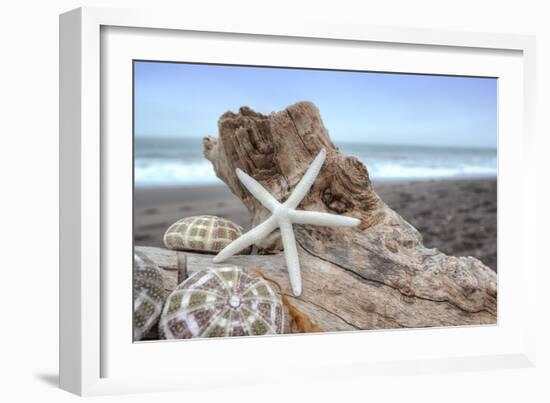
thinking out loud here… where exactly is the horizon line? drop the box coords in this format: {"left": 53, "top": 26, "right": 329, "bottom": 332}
{"left": 134, "top": 134, "right": 497, "bottom": 151}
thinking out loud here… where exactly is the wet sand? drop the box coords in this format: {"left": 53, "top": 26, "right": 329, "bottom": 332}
{"left": 134, "top": 178, "right": 497, "bottom": 271}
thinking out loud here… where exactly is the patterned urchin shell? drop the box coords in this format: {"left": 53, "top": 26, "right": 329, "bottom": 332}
{"left": 163, "top": 215, "right": 246, "bottom": 254}
{"left": 133, "top": 251, "right": 165, "bottom": 341}
{"left": 159, "top": 266, "right": 285, "bottom": 339}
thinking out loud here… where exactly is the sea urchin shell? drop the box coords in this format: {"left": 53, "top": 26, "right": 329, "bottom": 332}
{"left": 159, "top": 266, "right": 285, "bottom": 339}
{"left": 163, "top": 215, "right": 246, "bottom": 254}
{"left": 133, "top": 251, "right": 165, "bottom": 341}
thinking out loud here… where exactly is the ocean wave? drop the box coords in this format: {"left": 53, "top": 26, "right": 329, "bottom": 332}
{"left": 368, "top": 162, "right": 496, "bottom": 180}
{"left": 135, "top": 160, "right": 223, "bottom": 186}
{"left": 134, "top": 157, "right": 496, "bottom": 186}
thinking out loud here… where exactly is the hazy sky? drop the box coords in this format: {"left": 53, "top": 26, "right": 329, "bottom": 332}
{"left": 134, "top": 61, "right": 497, "bottom": 149}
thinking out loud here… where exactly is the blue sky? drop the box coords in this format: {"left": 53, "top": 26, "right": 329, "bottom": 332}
{"left": 134, "top": 61, "right": 497, "bottom": 149}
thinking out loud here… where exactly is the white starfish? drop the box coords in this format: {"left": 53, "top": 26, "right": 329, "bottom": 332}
{"left": 213, "top": 148, "right": 361, "bottom": 296}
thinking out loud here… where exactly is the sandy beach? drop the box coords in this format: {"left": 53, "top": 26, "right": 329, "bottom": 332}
{"left": 134, "top": 178, "right": 497, "bottom": 271}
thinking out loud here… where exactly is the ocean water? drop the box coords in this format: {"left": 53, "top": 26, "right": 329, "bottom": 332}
{"left": 134, "top": 137, "right": 497, "bottom": 187}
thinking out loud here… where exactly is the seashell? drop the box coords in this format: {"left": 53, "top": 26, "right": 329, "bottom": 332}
{"left": 159, "top": 266, "right": 285, "bottom": 339}
{"left": 133, "top": 251, "right": 165, "bottom": 341}
{"left": 163, "top": 215, "right": 247, "bottom": 254}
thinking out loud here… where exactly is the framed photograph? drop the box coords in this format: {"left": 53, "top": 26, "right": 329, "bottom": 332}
{"left": 59, "top": 7, "right": 537, "bottom": 396}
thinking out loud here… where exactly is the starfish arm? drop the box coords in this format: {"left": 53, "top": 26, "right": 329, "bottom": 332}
{"left": 236, "top": 168, "right": 279, "bottom": 212}
{"left": 279, "top": 218, "right": 302, "bottom": 296}
{"left": 284, "top": 148, "right": 326, "bottom": 209}
{"left": 213, "top": 217, "right": 278, "bottom": 263}
{"left": 290, "top": 210, "right": 361, "bottom": 227}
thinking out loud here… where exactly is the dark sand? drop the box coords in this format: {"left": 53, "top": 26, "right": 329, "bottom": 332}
{"left": 134, "top": 178, "right": 497, "bottom": 271}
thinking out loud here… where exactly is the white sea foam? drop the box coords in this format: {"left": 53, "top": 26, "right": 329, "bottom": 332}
{"left": 368, "top": 162, "right": 496, "bottom": 180}
{"left": 135, "top": 160, "right": 223, "bottom": 186}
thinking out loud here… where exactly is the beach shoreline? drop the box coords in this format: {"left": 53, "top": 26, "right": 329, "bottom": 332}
{"left": 134, "top": 177, "right": 497, "bottom": 271}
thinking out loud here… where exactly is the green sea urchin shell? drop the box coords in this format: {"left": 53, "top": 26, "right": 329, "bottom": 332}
{"left": 133, "top": 251, "right": 165, "bottom": 341}
{"left": 163, "top": 215, "right": 246, "bottom": 254}
{"left": 159, "top": 266, "right": 285, "bottom": 339}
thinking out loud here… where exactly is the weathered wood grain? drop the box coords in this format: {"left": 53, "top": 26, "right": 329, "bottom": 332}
{"left": 137, "top": 245, "right": 186, "bottom": 295}
{"left": 136, "top": 245, "right": 496, "bottom": 332}
{"left": 198, "top": 101, "right": 497, "bottom": 329}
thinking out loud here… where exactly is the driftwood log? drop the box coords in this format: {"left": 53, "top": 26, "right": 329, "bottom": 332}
{"left": 140, "top": 101, "right": 497, "bottom": 333}
{"left": 202, "top": 101, "right": 497, "bottom": 330}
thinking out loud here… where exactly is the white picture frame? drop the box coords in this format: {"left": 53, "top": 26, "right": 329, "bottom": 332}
{"left": 59, "top": 6, "right": 537, "bottom": 396}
